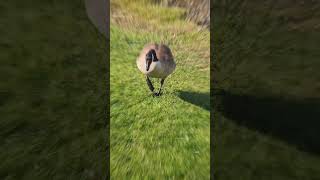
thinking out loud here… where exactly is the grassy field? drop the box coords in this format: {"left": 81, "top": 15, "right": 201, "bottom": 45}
{"left": 0, "top": 1, "right": 107, "bottom": 179}
{"left": 110, "top": 0, "right": 210, "bottom": 178}
{"left": 213, "top": 0, "right": 320, "bottom": 179}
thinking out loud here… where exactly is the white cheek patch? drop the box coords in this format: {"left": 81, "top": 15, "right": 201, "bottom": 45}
{"left": 152, "top": 61, "right": 160, "bottom": 70}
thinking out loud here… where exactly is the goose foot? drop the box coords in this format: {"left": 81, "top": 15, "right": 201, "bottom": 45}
{"left": 153, "top": 92, "right": 162, "bottom": 97}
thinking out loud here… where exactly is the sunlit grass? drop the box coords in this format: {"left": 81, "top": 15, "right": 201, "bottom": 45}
{"left": 110, "top": 0, "right": 210, "bottom": 178}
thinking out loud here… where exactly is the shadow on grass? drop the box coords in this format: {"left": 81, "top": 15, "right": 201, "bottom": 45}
{"left": 215, "top": 90, "right": 320, "bottom": 155}
{"left": 177, "top": 91, "right": 210, "bottom": 111}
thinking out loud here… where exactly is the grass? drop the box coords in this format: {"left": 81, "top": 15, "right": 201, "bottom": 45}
{"left": 110, "top": 0, "right": 210, "bottom": 178}
{"left": 213, "top": 0, "right": 320, "bottom": 179}
{"left": 0, "top": 1, "right": 107, "bottom": 179}
{"left": 156, "top": 0, "right": 210, "bottom": 28}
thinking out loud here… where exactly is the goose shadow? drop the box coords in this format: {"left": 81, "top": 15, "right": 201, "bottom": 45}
{"left": 215, "top": 90, "right": 320, "bottom": 155}
{"left": 177, "top": 91, "right": 210, "bottom": 111}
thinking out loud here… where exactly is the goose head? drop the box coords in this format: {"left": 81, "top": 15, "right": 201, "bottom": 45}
{"left": 145, "top": 49, "right": 158, "bottom": 72}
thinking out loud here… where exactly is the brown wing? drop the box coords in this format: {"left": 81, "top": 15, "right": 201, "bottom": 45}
{"left": 155, "top": 44, "right": 174, "bottom": 63}
{"left": 156, "top": 44, "right": 176, "bottom": 76}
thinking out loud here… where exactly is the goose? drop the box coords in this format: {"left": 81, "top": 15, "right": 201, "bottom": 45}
{"left": 137, "top": 43, "right": 176, "bottom": 96}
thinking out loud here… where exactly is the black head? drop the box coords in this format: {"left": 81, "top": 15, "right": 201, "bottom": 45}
{"left": 145, "top": 49, "right": 158, "bottom": 71}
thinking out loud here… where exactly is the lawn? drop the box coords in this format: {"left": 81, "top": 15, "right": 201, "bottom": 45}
{"left": 0, "top": 1, "right": 107, "bottom": 179}
{"left": 213, "top": 0, "right": 320, "bottom": 179}
{"left": 110, "top": 0, "right": 210, "bottom": 179}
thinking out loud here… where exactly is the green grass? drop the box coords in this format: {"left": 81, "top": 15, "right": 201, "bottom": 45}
{"left": 213, "top": 0, "right": 320, "bottom": 179}
{"left": 110, "top": 0, "right": 210, "bottom": 179}
{"left": 0, "top": 1, "right": 107, "bottom": 179}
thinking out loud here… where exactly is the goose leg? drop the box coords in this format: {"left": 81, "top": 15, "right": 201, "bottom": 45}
{"left": 146, "top": 76, "right": 155, "bottom": 93}
{"left": 155, "top": 79, "right": 165, "bottom": 96}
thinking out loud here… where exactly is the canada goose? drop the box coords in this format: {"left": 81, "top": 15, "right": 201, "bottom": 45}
{"left": 137, "top": 43, "right": 176, "bottom": 96}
